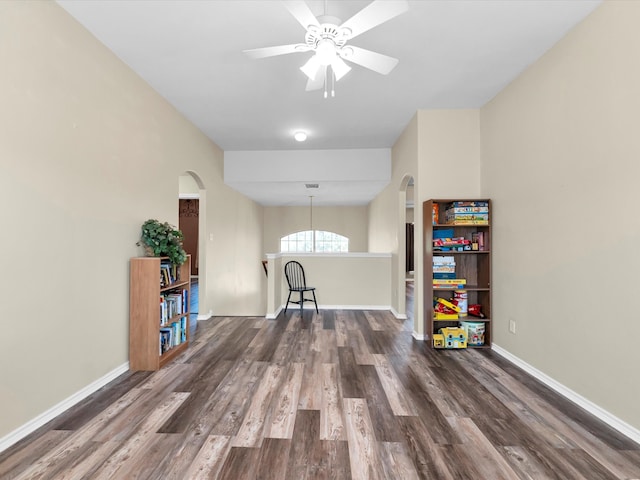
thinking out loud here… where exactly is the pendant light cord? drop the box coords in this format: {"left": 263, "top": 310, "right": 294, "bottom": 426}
{"left": 310, "top": 196, "right": 314, "bottom": 252}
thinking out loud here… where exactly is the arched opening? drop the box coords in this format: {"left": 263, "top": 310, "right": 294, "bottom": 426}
{"left": 179, "top": 171, "right": 207, "bottom": 321}
{"left": 398, "top": 174, "right": 415, "bottom": 323}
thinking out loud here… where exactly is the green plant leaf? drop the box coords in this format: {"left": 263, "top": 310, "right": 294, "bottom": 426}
{"left": 138, "top": 219, "right": 187, "bottom": 265}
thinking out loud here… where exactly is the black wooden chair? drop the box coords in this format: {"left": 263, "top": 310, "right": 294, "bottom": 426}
{"left": 284, "top": 261, "right": 318, "bottom": 315}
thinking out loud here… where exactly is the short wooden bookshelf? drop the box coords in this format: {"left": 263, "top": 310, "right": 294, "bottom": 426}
{"left": 129, "top": 255, "right": 191, "bottom": 371}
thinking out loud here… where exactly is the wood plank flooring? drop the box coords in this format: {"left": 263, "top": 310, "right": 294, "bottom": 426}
{"left": 1, "top": 307, "right": 639, "bottom": 479}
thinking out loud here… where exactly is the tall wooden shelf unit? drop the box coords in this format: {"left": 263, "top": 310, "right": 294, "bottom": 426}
{"left": 129, "top": 255, "right": 191, "bottom": 371}
{"left": 423, "top": 200, "right": 492, "bottom": 348}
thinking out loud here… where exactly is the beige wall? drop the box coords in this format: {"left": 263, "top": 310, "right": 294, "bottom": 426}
{"left": 406, "top": 207, "right": 414, "bottom": 224}
{"left": 266, "top": 254, "right": 392, "bottom": 315}
{"left": 481, "top": 1, "right": 640, "bottom": 430}
{"left": 370, "top": 114, "right": 418, "bottom": 322}
{"left": 414, "top": 110, "right": 482, "bottom": 336}
{"left": 0, "top": 1, "right": 264, "bottom": 441}
{"left": 370, "top": 110, "right": 480, "bottom": 334}
{"left": 179, "top": 174, "right": 200, "bottom": 196}
{"left": 406, "top": 185, "right": 415, "bottom": 223}
{"left": 263, "top": 206, "right": 368, "bottom": 253}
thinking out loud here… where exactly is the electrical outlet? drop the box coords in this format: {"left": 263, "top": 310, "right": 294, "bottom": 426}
{"left": 509, "top": 319, "right": 516, "bottom": 334}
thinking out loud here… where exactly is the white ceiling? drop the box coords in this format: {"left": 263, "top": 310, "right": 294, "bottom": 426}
{"left": 57, "top": 0, "right": 601, "bottom": 205}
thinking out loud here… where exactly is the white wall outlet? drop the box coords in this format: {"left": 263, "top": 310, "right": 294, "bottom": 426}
{"left": 509, "top": 319, "right": 516, "bottom": 334}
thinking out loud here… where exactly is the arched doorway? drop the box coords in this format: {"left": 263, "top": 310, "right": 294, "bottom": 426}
{"left": 398, "top": 174, "right": 415, "bottom": 323}
{"left": 179, "top": 171, "right": 207, "bottom": 320}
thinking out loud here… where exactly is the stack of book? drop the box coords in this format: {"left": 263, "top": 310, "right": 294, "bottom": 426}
{"left": 433, "top": 237, "right": 471, "bottom": 251}
{"left": 433, "top": 256, "right": 456, "bottom": 280}
{"left": 433, "top": 278, "right": 466, "bottom": 289}
{"left": 445, "top": 201, "right": 489, "bottom": 225}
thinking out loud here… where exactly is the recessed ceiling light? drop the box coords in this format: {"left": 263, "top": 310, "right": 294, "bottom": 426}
{"left": 294, "top": 131, "right": 307, "bottom": 142}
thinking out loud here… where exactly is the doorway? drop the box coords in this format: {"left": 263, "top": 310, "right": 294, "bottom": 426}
{"left": 179, "top": 171, "right": 206, "bottom": 320}
{"left": 179, "top": 198, "right": 199, "bottom": 277}
{"left": 399, "top": 174, "right": 415, "bottom": 323}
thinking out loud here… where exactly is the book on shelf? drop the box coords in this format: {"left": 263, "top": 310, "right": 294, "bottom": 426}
{"left": 433, "top": 265, "right": 456, "bottom": 273}
{"left": 160, "top": 261, "right": 181, "bottom": 287}
{"left": 433, "top": 280, "right": 467, "bottom": 289}
{"left": 434, "top": 272, "right": 456, "bottom": 279}
{"left": 433, "top": 237, "right": 470, "bottom": 247}
{"left": 180, "top": 317, "right": 187, "bottom": 343}
{"left": 159, "top": 327, "right": 173, "bottom": 354}
{"left": 182, "top": 289, "right": 188, "bottom": 313}
{"left": 445, "top": 213, "right": 488, "bottom": 220}
{"left": 446, "top": 206, "right": 489, "bottom": 213}
{"left": 159, "top": 319, "right": 187, "bottom": 354}
{"left": 160, "top": 288, "right": 189, "bottom": 324}
{"left": 172, "top": 321, "right": 181, "bottom": 346}
{"left": 160, "top": 268, "right": 170, "bottom": 287}
{"left": 477, "top": 232, "right": 485, "bottom": 250}
{"left": 445, "top": 215, "right": 489, "bottom": 225}
{"left": 432, "top": 256, "right": 455, "bottom": 264}
{"left": 446, "top": 201, "right": 489, "bottom": 208}
{"left": 433, "top": 228, "right": 454, "bottom": 239}
{"left": 444, "top": 201, "right": 490, "bottom": 225}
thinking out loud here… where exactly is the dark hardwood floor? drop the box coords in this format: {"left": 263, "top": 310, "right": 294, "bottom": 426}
{"left": 1, "top": 305, "right": 639, "bottom": 479}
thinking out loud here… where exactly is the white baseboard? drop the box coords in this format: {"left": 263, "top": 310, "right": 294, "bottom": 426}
{"left": 492, "top": 344, "right": 640, "bottom": 445}
{"left": 390, "top": 307, "right": 407, "bottom": 320}
{"left": 412, "top": 331, "right": 426, "bottom": 341}
{"left": 0, "top": 362, "right": 130, "bottom": 453}
{"left": 265, "top": 306, "right": 283, "bottom": 319}
{"left": 319, "top": 305, "right": 391, "bottom": 311}
{"left": 197, "top": 309, "right": 213, "bottom": 321}
{"left": 267, "top": 305, "right": 392, "bottom": 318}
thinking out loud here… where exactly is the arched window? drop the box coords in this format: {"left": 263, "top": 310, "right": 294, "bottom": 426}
{"left": 280, "top": 230, "right": 349, "bottom": 253}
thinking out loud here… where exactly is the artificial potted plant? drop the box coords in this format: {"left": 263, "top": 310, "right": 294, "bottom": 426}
{"left": 137, "top": 219, "right": 187, "bottom": 265}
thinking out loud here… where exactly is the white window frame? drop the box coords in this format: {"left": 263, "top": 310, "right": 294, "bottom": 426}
{"left": 280, "top": 230, "right": 349, "bottom": 253}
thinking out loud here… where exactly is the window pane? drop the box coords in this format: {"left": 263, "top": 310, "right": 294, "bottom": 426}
{"left": 280, "top": 230, "right": 349, "bottom": 253}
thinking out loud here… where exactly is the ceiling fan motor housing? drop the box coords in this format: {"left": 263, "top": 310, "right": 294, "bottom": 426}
{"left": 305, "top": 16, "right": 350, "bottom": 54}
{"left": 243, "top": 1, "right": 409, "bottom": 91}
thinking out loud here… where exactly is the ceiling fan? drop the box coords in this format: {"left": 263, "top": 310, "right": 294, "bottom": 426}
{"left": 243, "top": 0, "right": 409, "bottom": 96}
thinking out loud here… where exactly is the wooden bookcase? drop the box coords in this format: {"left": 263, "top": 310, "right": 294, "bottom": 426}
{"left": 423, "top": 200, "right": 492, "bottom": 348}
{"left": 129, "top": 255, "right": 191, "bottom": 370}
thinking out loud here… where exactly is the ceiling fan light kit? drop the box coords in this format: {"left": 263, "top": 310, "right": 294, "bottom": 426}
{"left": 244, "top": 0, "right": 408, "bottom": 97}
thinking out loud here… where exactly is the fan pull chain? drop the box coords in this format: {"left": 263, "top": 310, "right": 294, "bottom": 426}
{"left": 323, "top": 66, "right": 336, "bottom": 99}
{"left": 331, "top": 69, "right": 335, "bottom": 97}
{"left": 324, "top": 67, "right": 328, "bottom": 98}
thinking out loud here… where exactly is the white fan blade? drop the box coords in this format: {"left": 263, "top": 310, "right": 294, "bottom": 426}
{"left": 243, "top": 44, "right": 307, "bottom": 59}
{"left": 306, "top": 66, "right": 326, "bottom": 91}
{"left": 340, "top": 45, "right": 398, "bottom": 75}
{"left": 331, "top": 56, "right": 351, "bottom": 81}
{"left": 283, "top": 0, "right": 320, "bottom": 30}
{"left": 340, "top": 0, "right": 408, "bottom": 40}
{"left": 300, "top": 54, "right": 322, "bottom": 80}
